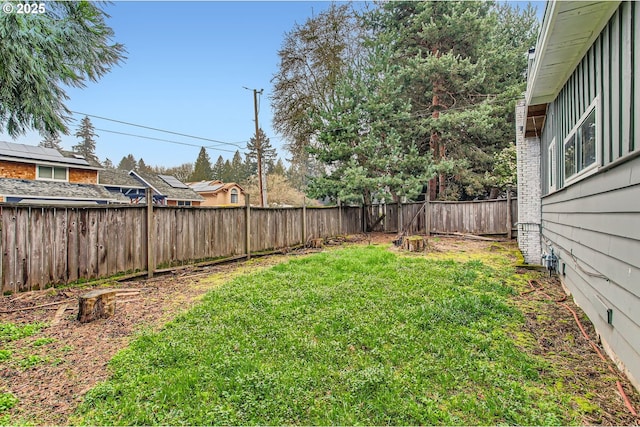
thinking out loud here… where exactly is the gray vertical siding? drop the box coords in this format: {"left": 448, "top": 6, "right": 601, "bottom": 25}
{"left": 541, "top": 2, "right": 639, "bottom": 190}
{"left": 538, "top": 1, "right": 640, "bottom": 388}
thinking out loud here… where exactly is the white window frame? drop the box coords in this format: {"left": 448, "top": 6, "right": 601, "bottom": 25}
{"left": 177, "top": 200, "right": 192, "bottom": 206}
{"left": 230, "top": 189, "right": 238, "bottom": 204}
{"left": 563, "top": 97, "right": 600, "bottom": 186}
{"left": 548, "top": 138, "right": 557, "bottom": 193}
{"left": 36, "top": 165, "right": 68, "bottom": 182}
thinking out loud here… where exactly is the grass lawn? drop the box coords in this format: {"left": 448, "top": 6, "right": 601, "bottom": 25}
{"left": 73, "top": 244, "right": 580, "bottom": 425}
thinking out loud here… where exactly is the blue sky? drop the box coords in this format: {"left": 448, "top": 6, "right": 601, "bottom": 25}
{"left": 2, "top": 1, "right": 542, "bottom": 169}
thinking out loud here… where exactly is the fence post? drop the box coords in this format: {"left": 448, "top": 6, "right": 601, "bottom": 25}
{"left": 245, "top": 194, "right": 251, "bottom": 260}
{"left": 338, "top": 198, "right": 342, "bottom": 235}
{"left": 425, "top": 184, "right": 431, "bottom": 236}
{"left": 362, "top": 204, "right": 366, "bottom": 233}
{"left": 302, "top": 197, "right": 307, "bottom": 245}
{"left": 397, "top": 201, "right": 402, "bottom": 234}
{"left": 506, "top": 187, "right": 512, "bottom": 239}
{"left": 146, "top": 188, "right": 154, "bottom": 279}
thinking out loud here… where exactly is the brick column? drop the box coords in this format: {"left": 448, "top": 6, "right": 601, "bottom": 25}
{"left": 515, "top": 100, "right": 542, "bottom": 264}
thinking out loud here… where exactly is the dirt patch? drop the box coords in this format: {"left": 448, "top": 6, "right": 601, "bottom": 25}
{"left": 1, "top": 234, "right": 639, "bottom": 425}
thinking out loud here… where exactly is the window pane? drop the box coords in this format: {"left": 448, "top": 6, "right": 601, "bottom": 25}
{"left": 38, "top": 166, "right": 52, "bottom": 179}
{"left": 580, "top": 109, "right": 596, "bottom": 169}
{"left": 53, "top": 167, "right": 66, "bottom": 180}
{"left": 564, "top": 136, "right": 576, "bottom": 178}
{"left": 231, "top": 189, "right": 238, "bottom": 204}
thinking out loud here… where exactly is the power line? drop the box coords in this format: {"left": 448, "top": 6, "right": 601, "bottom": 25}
{"left": 94, "top": 128, "right": 239, "bottom": 154}
{"left": 71, "top": 111, "right": 247, "bottom": 149}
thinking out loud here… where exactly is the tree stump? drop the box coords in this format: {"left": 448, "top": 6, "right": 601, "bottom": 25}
{"left": 402, "top": 236, "right": 426, "bottom": 252}
{"left": 310, "top": 238, "right": 324, "bottom": 248}
{"left": 77, "top": 289, "right": 116, "bottom": 323}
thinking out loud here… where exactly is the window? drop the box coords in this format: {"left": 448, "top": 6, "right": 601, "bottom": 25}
{"left": 177, "top": 201, "right": 191, "bottom": 206}
{"left": 37, "top": 165, "right": 67, "bottom": 181}
{"left": 230, "top": 189, "right": 238, "bottom": 204}
{"left": 548, "top": 139, "right": 556, "bottom": 192}
{"left": 563, "top": 99, "right": 598, "bottom": 184}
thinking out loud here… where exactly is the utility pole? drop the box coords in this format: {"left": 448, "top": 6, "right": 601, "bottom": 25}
{"left": 245, "top": 87, "right": 266, "bottom": 207}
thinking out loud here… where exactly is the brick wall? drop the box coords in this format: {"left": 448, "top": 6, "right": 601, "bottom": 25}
{"left": 515, "top": 100, "right": 542, "bottom": 264}
{"left": 0, "top": 160, "right": 36, "bottom": 180}
{"left": 69, "top": 168, "right": 97, "bottom": 184}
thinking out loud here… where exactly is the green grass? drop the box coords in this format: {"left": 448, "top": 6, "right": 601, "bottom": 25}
{"left": 74, "top": 245, "right": 575, "bottom": 425}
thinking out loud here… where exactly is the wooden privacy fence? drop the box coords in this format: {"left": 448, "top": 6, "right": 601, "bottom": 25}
{"left": 0, "top": 203, "right": 363, "bottom": 294}
{"left": 366, "top": 198, "right": 517, "bottom": 236}
{"left": 1, "top": 198, "right": 514, "bottom": 294}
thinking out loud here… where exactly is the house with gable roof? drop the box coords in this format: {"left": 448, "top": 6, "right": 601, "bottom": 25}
{"left": 128, "top": 170, "right": 204, "bottom": 206}
{"left": 187, "top": 180, "right": 245, "bottom": 206}
{"left": 0, "top": 141, "right": 127, "bottom": 204}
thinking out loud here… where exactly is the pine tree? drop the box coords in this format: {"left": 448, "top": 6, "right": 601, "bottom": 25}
{"left": 246, "top": 128, "right": 277, "bottom": 175}
{"left": 73, "top": 116, "right": 100, "bottom": 164}
{"left": 272, "top": 158, "right": 286, "bottom": 176}
{"left": 229, "top": 150, "right": 245, "bottom": 183}
{"left": 212, "top": 155, "right": 225, "bottom": 181}
{"left": 39, "top": 134, "right": 62, "bottom": 150}
{"left": 221, "top": 160, "right": 233, "bottom": 183}
{"left": 307, "top": 41, "right": 438, "bottom": 217}
{"left": 117, "top": 154, "right": 137, "bottom": 171}
{"left": 103, "top": 158, "right": 114, "bottom": 169}
{"left": 374, "top": 1, "right": 537, "bottom": 199}
{"left": 189, "top": 147, "right": 213, "bottom": 181}
{"left": 137, "top": 158, "right": 152, "bottom": 173}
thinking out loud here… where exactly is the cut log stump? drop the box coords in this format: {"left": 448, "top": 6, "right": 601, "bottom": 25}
{"left": 402, "top": 236, "right": 426, "bottom": 252}
{"left": 78, "top": 289, "right": 116, "bottom": 323}
{"left": 310, "top": 238, "right": 324, "bottom": 249}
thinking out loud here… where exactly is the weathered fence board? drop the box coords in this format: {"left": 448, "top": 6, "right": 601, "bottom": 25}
{"left": 1, "top": 199, "right": 517, "bottom": 293}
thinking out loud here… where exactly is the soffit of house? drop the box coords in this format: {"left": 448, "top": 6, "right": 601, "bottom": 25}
{"left": 526, "top": 1, "right": 620, "bottom": 106}
{"left": 0, "top": 141, "right": 95, "bottom": 168}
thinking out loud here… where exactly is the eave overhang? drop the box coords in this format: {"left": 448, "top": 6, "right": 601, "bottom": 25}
{"left": 524, "top": 1, "right": 620, "bottom": 138}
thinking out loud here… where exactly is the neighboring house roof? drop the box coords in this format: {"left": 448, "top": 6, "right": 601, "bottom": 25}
{"left": 130, "top": 171, "right": 204, "bottom": 202}
{"left": 0, "top": 141, "right": 97, "bottom": 169}
{"left": 0, "top": 177, "right": 129, "bottom": 204}
{"left": 98, "top": 169, "right": 146, "bottom": 189}
{"left": 187, "top": 180, "right": 244, "bottom": 194}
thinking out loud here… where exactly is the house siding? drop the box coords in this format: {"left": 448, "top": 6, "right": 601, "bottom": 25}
{"left": 0, "top": 160, "right": 35, "bottom": 180}
{"left": 538, "top": 1, "right": 640, "bottom": 390}
{"left": 69, "top": 168, "right": 98, "bottom": 184}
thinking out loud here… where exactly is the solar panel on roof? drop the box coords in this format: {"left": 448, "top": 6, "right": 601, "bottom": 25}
{"left": 0, "top": 141, "right": 90, "bottom": 166}
{"left": 158, "top": 174, "right": 190, "bottom": 189}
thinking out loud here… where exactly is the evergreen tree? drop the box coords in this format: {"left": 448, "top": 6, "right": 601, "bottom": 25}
{"left": 189, "top": 147, "right": 213, "bottom": 181}
{"left": 73, "top": 116, "right": 100, "bottom": 164}
{"left": 103, "top": 158, "right": 114, "bottom": 169}
{"left": 117, "top": 154, "right": 137, "bottom": 171}
{"left": 373, "top": 1, "right": 537, "bottom": 199}
{"left": 307, "top": 42, "right": 439, "bottom": 218}
{"left": 246, "top": 128, "right": 277, "bottom": 175}
{"left": 272, "top": 158, "right": 286, "bottom": 176}
{"left": 39, "top": 134, "right": 62, "bottom": 150}
{"left": 229, "top": 150, "right": 245, "bottom": 182}
{"left": 212, "top": 155, "right": 225, "bottom": 181}
{"left": 220, "top": 159, "right": 233, "bottom": 183}
{"left": 137, "top": 158, "right": 152, "bottom": 173}
{"left": 0, "top": 1, "right": 125, "bottom": 138}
